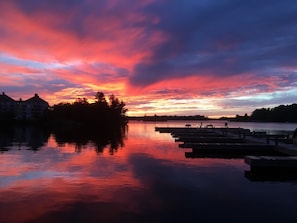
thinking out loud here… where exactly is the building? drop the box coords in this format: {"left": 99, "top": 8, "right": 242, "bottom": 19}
{"left": 0, "top": 92, "right": 49, "bottom": 120}
{"left": 0, "top": 92, "right": 15, "bottom": 113}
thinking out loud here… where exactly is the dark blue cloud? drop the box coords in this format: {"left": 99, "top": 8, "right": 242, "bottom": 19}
{"left": 130, "top": 0, "right": 297, "bottom": 86}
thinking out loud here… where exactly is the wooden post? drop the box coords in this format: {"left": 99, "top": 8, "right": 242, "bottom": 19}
{"left": 266, "top": 136, "right": 270, "bottom": 144}
{"left": 275, "top": 136, "right": 278, "bottom": 146}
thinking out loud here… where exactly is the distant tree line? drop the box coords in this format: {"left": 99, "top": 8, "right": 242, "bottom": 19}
{"left": 250, "top": 103, "right": 297, "bottom": 122}
{"left": 129, "top": 114, "right": 208, "bottom": 121}
{"left": 50, "top": 92, "right": 127, "bottom": 128}
{"left": 232, "top": 103, "right": 297, "bottom": 122}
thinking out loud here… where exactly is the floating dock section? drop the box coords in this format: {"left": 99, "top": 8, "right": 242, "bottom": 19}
{"left": 245, "top": 156, "right": 297, "bottom": 170}
{"left": 244, "top": 156, "right": 297, "bottom": 181}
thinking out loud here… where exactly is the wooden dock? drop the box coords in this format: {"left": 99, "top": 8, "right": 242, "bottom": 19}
{"left": 155, "top": 126, "right": 297, "bottom": 159}
{"left": 244, "top": 170, "right": 297, "bottom": 182}
{"left": 179, "top": 142, "right": 274, "bottom": 149}
{"left": 156, "top": 126, "right": 297, "bottom": 180}
{"left": 185, "top": 149, "right": 284, "bottom": 159}
{"left": 156, "top": 126, "right": 282, "bottom": 157}
{"left": 244, "top": 155, "right": 297, "bottom": 181}
{"left": 245, "top": 156, "right": 297, "bottom": 169}
{"left": 176, "top": 137, "right": 245, "bottom": 143}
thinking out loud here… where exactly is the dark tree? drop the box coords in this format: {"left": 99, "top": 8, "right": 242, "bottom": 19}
{"left": 250, "top": 104, "right": 297, "bottom": 122}
{"left": 51, "top": 92, "right": 128, "bottom": 127}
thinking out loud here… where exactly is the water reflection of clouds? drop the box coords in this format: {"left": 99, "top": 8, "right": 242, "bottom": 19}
{"left": 0, "top": 147, "right": 143, "bottom": 222}
{"left": 0, "top": 170, "right": 77, "bottom": 189}
{"left": 1, "top": 122, "right": 297, "bottom": 222}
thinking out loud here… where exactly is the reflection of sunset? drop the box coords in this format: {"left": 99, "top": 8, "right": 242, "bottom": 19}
{"left": 1, "top": 121, "right": 297, "bottom": 222}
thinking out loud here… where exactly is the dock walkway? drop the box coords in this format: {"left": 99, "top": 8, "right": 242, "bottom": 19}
{"left": 155, "top": 126, "right": 297, "bottom": 178}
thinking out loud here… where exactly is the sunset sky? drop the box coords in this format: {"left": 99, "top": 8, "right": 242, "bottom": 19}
{"left": 1, "top": 0, "right": 296, "bottom": 117}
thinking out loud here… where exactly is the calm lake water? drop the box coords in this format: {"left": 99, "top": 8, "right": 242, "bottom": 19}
{"left": 1, "top": 120, "right": 297, "bottom": 223}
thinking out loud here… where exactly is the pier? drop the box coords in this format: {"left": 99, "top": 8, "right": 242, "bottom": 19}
{"left": 155, "top": 126, "right": 297, "bottom": 171}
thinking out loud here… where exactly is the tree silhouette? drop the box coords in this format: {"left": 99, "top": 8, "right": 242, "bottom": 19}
{"left": 249, "top": 104, "right": 297, "bottom": 122}
{"left": 51, "top": 92, "right": 127, "bottom": 127}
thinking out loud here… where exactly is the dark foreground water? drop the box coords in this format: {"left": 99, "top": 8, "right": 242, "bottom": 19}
{"left": 0, "top": 121, "right": 297, "bottom": 223}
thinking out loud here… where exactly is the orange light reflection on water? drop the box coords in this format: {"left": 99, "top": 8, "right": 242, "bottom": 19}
{"left": 0, "top": 121, "right": 247, "bottom": 223}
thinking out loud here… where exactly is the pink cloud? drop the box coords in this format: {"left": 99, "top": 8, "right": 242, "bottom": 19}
{"left": 1, "top": 0, "right": 296, "bottom": 116}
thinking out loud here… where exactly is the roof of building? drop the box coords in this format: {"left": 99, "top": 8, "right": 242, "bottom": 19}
{"left": 0, "top": 92, "right": 15, "bottom": 103}
{"left": 25, "top": 94, "right": 49, "bottom": 105}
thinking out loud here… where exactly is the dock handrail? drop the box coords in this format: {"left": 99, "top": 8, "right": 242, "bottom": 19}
{"left": 252, "top": 132, "right": 291, "bottom": 146}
